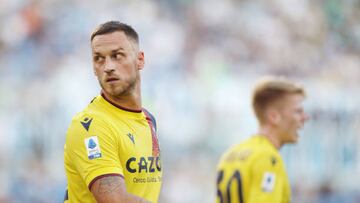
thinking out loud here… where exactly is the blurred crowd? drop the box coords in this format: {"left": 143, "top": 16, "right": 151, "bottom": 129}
{"left": 0, "top": 0, "right": 359, "bottom": 202}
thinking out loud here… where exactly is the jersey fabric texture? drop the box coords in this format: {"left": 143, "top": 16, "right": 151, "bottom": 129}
{"left": 64, "top": 94, "right": 162, "bottom": 203}
{"left": 216, "top": 135, "right": 290, "bottom": 203}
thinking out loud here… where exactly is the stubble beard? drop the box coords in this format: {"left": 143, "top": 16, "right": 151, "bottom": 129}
{"left": 100, "top": 76, "right": 137, "bottom": 99}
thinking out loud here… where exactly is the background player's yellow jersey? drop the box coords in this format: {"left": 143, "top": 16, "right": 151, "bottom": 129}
{"left": 64, "top": 94, "right": 162, "bottom": 203}
{"left": 216, "top": 135, "right": 291, "bottom": 203}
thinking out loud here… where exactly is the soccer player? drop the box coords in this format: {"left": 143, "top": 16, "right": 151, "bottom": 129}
{"left": 64, "top": 21, "right": 161, "bottom": 203}
{"left": 216, "top": 76, "right": 309, "bottom": 203}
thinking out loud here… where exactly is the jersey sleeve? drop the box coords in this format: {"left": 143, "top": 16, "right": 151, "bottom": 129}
{"left": 247, "top": 151, "right": 284, "bottom": 203}
{"left": 66, "top": 115, "right": 124, "bottom": 189}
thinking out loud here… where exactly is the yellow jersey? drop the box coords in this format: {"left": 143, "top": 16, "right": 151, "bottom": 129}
{"left": 216, "top": 135, "right": 291, "bottom": 203}
{"left": 64, "top": 94, "right": 162, "bottom": 203}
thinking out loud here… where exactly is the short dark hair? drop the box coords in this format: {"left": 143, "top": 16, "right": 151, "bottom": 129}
{"left": 90, "top": 21, "right": 139, "bottom": 44}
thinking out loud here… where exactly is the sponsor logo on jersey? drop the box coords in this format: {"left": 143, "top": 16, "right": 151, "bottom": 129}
{"left": 261, "top": 172, "right": 276, "bottom": 192}
{"left": 126, "top": 156, "right": 161, "bottom": 173}
{"left": 81, "top": 117, "right": 93, "bottom": 131}
{"left": 84, "top": 136, "right": 102, "bottom": 159}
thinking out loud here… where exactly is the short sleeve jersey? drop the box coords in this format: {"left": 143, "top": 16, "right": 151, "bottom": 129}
{"left": 64, "top": 95, "right": 162, "bottom": 203}
{"left": 216, "top": 135, "right": 291, "bottom": 203}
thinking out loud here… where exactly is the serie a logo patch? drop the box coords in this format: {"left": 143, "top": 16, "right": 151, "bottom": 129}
{"left": 261, "top": 172, "right": 276, "bottom": 192}
{"left": 85, "top": 136, "right": 102, "bottom": 160}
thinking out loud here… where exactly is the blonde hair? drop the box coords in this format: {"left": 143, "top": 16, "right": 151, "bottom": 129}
{"left": 252, "top": 76, "right": 305, "bottom": 124}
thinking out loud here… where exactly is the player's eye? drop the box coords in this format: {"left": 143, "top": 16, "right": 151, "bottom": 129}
{"left": 296, "top": 108, "right": 304, "bottom": 114}
{"left": 93, "top": 55, "right": 104, "bottom": 63}
{"left": 113, "top": 52, "right": 125, "bottom": 60}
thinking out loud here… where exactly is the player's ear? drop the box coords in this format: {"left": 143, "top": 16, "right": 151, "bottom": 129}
{"left": 267, "top": 108, "right": 281, "bottom": 125}
{"left": 137, "top": 51, "right": 145, "bottom": 70}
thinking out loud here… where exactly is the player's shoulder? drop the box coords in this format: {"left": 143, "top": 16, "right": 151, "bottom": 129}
{"left": 246, "top": 136, "right": 283, "bottom": 169}
{"left": 221, "top": 136, "right": 279, "bottom": 162}
{"left": 142, "top": 108, "right": 156, "bottom": 119}
{"left": 246, "top": 136, "right": 279, "bottom": 154}
{"left": 142, "top": 108, "right": 157, "bottom": 130}
{"left": 218, "top": 138, "right": 253, "bottom": 164}
{"left": 68, "top": 96, "right": 110, "bottom": 131}
{"left": 72, "top": 95, "right": 106, "bottom": 119}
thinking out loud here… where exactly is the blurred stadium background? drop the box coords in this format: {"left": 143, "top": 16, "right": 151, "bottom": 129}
{"left": 0, "top": 0, "right": 360, "bottom": 202}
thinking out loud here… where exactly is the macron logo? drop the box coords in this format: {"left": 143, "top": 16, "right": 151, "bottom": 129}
{"left": 81, "top": 117, "right": 93, "bottom": 131}
{"left": 127, "top": 133, "right": 135, "bottom": 145}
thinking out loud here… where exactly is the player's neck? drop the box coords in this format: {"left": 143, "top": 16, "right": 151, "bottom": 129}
{"left": 258, "top": 126, "right": 282, "bottom": 150}
{"left": 102, "top": 85, "right": 142, "bottom": 112}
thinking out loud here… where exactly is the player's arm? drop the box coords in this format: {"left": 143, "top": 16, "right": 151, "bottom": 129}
{"left": 247, "top": 153, "right": 282, "bottom": 203}
{"left": 90, "top": 175, "right": 150, "bottom": 203}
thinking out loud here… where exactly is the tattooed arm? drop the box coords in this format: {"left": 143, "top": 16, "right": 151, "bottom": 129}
{"left": 90, "top": 175, "right": 151, "bottom": 203}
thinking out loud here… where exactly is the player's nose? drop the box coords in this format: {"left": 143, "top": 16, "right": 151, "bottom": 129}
{"left": 104, "top": 57, "right": 116, "bottom": 73}
{"left": 303, "top": 112, "right": 310, "bottom": 122}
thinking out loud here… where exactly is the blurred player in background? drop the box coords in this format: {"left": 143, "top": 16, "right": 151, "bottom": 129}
{"left": 216, "top": 76, "right": 309, "bottom": 203}
{"left": 64, "top": 21, "right": 161, "bottom": 203}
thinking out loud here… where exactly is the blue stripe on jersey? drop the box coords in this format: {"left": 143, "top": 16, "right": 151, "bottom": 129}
{"left": 142, "top": 108, "right": 157, "bottom": 131}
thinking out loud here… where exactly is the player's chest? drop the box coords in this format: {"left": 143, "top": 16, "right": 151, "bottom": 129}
{"left": 114, "top": 120, "right": 153, "bottom": 152}
{"left": 114, "top": 120, "right": 162, "bottom": 175}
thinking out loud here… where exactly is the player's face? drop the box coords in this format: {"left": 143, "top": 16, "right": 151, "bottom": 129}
{"left": 277, "top": 94, "right": 308, "bottom": 144}
{"left": 91, "top": 31, "right": 144, "bottom": 98}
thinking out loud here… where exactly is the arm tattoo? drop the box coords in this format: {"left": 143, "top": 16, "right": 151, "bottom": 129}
{"left": 97, "top": 176, "right": 122, "bottom": 194}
